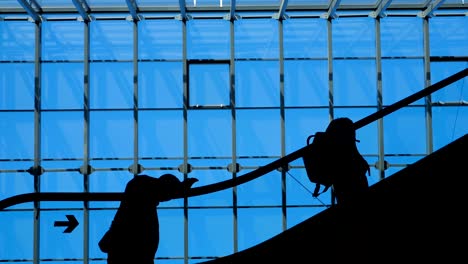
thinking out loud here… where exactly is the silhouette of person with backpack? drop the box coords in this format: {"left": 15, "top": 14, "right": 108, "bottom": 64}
{"left": 303, "top": 117, "right": 370, "bottom": 205}
{"left": 98, "top": 174, "right": 199, "bottom": 264}
{"left": 325, "top": 117, "right": 370, "bottom": 205}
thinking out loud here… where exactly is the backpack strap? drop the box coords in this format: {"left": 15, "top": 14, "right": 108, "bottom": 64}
{"left": 312, "top": 183, "right": 331, "bottom": 197}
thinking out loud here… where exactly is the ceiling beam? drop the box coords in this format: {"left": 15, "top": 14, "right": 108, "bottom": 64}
{"left": 16, "top": 0, "right": 41, "bottom": 22}
{"left": 370, "top": 0, "right": 393, "bottom": 18}
{"left": 419, "top": 0, "right": 446, "bottom": 18}
{"left": 125, "top": 0, "right": 140, "bottom": 21}
{"left": 322, "top": 0, "right": 341, "bottom": 20}
{"left": 72, "top": 0, "right": 91, "bottom": 22}
{"left": 273, "top": 0, "right": 289, "bottom": 20}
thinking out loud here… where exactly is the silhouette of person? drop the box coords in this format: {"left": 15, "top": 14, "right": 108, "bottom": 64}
{"left": 325, "top": 117, "right": 370, "bottom": 205}
{"left": 98, "top": 174, "right": 198, "bottom": 264}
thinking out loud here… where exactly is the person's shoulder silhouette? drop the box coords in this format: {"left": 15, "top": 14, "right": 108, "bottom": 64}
{"left": 99, "top": 174, "right": 198, "bottom": 264}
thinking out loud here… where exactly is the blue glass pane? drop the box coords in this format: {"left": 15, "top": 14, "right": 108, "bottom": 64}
{"left": 90, "top": 62, "right": 133, "bottom": 109}
{"left": 42, "top": 63, "right": 83, "bottom": 109}
{"left": 332, "top": 17, "right": 375, "bottom": 58}
{"left": 40, "top": 161, "right": 83, "bottom": 193}
{"left": 235, "top": 19, "right": 279, "bottom": 59}
{"left": 40, "top": 211, "right": 83, "bottom": 259}
{"left": 381, "top": 17, "right": 423, "bottom": 57}
{"left": 156, "top": 209, "right": 185, "bottom": 257}
{"left": 235, "top": 61, "right": 280, "bottom": 107}
{"left": 0, "top": 211, "right": 33, "bottom": 259}
{"left": 188, "top": 159, "right": 232, "bottom": 207}
{"left": 237, "top": 167, "right": 281, "bottom": 206}
{"left": 188, "top": 209, "right": 233, "bottom": 257}
{"left": 236, "top": 109, "right": 281, "bottom": 157}
{"left": 188, "top": 110, "right": 231, "bottom": 157}
{"left": 0, "top": 63, "right": 34, "bottom": 110}
{"left": 0, "top": 112, "right": 34, "bottom": 159}
{"left": 333, "top": 59, "right": 377, "bottom": 106}
{"left": 383, "top": 107, "right": 426, "bottom": 154}
{"left": 382, "top": 59, "right": 425, "bottom": 106}
{"left": 238, "top": 208, "right": 283, "bottom": 251}
{"left": 90, "top": 210, "right": 116, "bottom": 259}
{"left": 430, "top": 16, "right": 468, "bottom": 57}
{"left": 90, "top": 20, "right": 133, "bottom": 61}
{"left": 431, "top": 62, "right": 468, "bottom": 102}
{"left": 187, "top": 19, "right": 230, "bottom": 60}
{"left": 189, "top": 64, "right": 230, "bottom": 107}
{"left": 90, "top": 111, "right": 133, "bottom": 158}
{"left": 139, "top": 20, "right": 182, "bottom": 60}
{"left": 286, "top": 167, "right": 332, "bottom": 207}
{"left": 139, "top": 110, "right": 183, "bottom": 158}
{"left": 41, "top": 112, "right": 83, "bottom": 159}
{"left": 0, "top": 21, "right": 35, "bottom": 61}
{"left": 285, "top": 108, "right": 329, "bottom": 154}
{"left": 0, "top": 170, "right": 33, "bottom": 210}
{"left": 432, "top": 106, "right": 468, "bottom": 151}
{"left": 283, "top": 18, "right": 327, "bottom": 59}
{"left": 286, "top": 207, "right": 326, "bottom": 229}
{"left": 139, "top": 61, "right": 183, "bottom": 108}
{"left": 42, "top": 21, "right": 84, "bottom": 61}
{"left": 284, "top": 60, "right": 328, "bottom": 107}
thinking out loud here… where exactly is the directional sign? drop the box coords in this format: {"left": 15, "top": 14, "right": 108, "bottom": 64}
{"left": 54, "top": 214, "right": 79, "bottom": 233}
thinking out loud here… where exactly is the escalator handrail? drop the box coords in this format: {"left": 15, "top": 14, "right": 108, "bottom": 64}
{"left": 0, "top": 68, "right": 466, "bottom": 210}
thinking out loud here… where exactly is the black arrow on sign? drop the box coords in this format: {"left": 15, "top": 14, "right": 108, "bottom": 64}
{"left": 54, "top": 214, "right": 79, "bottom": 233}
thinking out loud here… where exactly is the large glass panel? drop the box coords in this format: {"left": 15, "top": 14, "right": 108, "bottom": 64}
{"left": 237, "top": 165, "right": 282, "bottom": 206}
{"left": 90, "top": 62, "right": 133, "bottom": 109}
{"left": 286, "top": 207, "right": 327, "bottom": 229}
{"left": 188, "top": 209, "right": 233, "bottom": 258}
{"left": 235, "top": 61, "right": 280, "bottom": 107}
{"left": 381, "top": 59, "right": 425, "bottom": 106}
{"left": 236, "top": 109, "right": 281, "bottom": 157}
{"left": 187, "top": 160, "right": 233, "bottom": 207}
{"left": 0, "top": 63, "right": 34, "bottom": 110}
{"left": 189, "top": 63, "right": 230, "bottom": 107}
{"left": 90, "top": 111, "right": 133, "bottom": 158}
{"left": 383, "top": 107, "right": 426, "bottom": 155}
{"left": 42, "top": 21, "right": 83, "bottom": 61}
{"left": 0, "top": 169, "right": 33, "bottom": 209}
{"left": 431, "top": 62, "right": 468, "bottom": 102}
{"left": 156, "top": 208, "right": 186, "bottom": 258}
{"left": 0, "top": 21, "right": 35, "bottom": 61}
{"left": 0, "top": 211, "right": 33, "bottom": 260}
{"left": 40, "top": 210, "right": 83, "bottom": 260}
{"left": 139, "top": 110, "right": 183, "bottom": 159}
{"left": 333, "top": 59, "right": 377, "bottom": 106}
{"left": 283, "top": 18, "right": 328, "bottom": 59}
{"left": 0, "top": 112, "right": 34, "bottom": 159}
{"left": 430, "top": 16, "right": 468, "bottom": 57}
{"left": 332, "top": 17, "right": 375, "bottom": 58}
{"left": 187, "top": 19, "right": 230, "bottom": 60}
{"left": 286, "top": 167, "right": 332, "bottom": 207}
{"left": 139, "top": 19, "right": 183, "bottom": 60}
{"left": 235, "top": 18, "right": 279, "bottom": 59}
{"left": 139, "top": 61, "right": 183, "bottom": 109}
{"left": 41, "top": 112, "right": 83, "bottom": 159}
{"left": 188, "top": 110, "right": 231, "bottom": 157}
{"left": 284, "top": 60, "right": 328, "bottom": 107}
{"left": 90, "top": 20, "right": 133, "bottom": 61}
{"left": 285, "top": 108, "right": 329, "bottom": 154}
{"left": 238, "top": 208, "right": 283, "bottom": 251}
{"left": 42, "top": 63, "right": 83, "bottom": 110}
{"left": 380, "top": 16, "right": 423, "bottom": 57}
{"left": 432, "top": 106, "right": 468, "bottom": 151}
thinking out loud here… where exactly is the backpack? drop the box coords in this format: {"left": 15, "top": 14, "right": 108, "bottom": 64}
{"left": 302, "top": 118, "right": 370, "bottom": 198}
